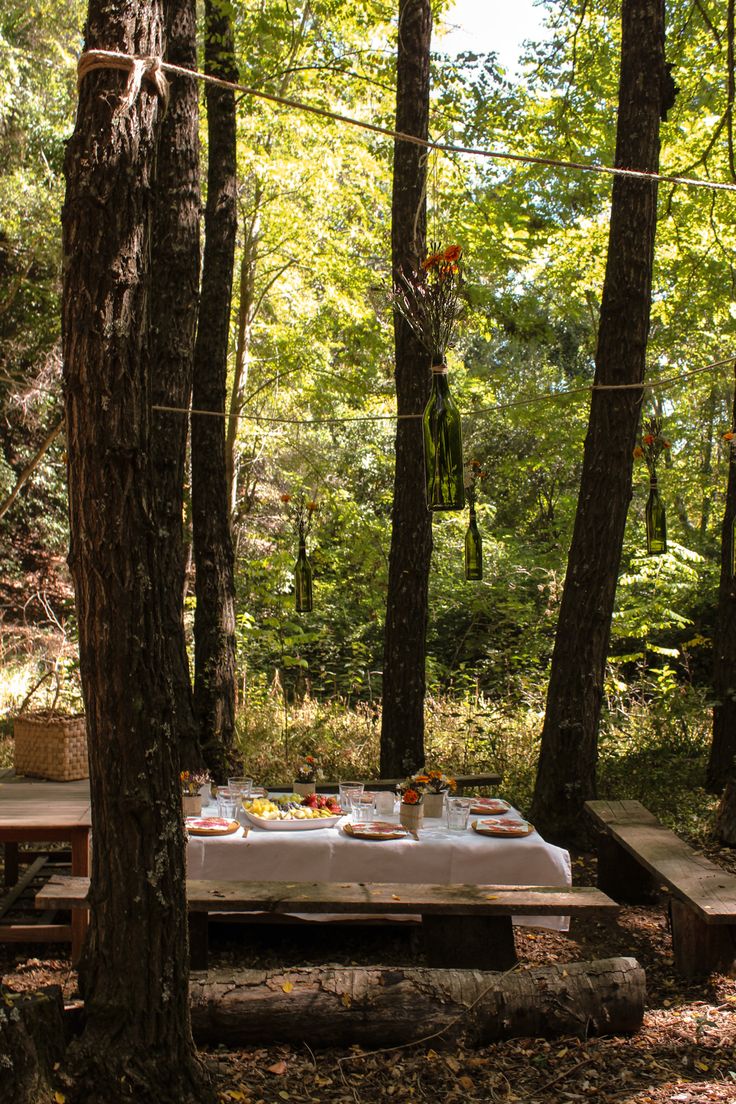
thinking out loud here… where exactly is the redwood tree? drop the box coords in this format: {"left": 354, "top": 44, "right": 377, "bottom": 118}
{"left": 191, "top": 0, "right": 238, "bottom": 780}
{"left": 62, "top": 1, "right": 212, "bottom": 1099}
{"left": 150, "top": 0, "right": 201, "bottom": 770}
{"left": 380, "top": 0, "right": 433, "bottom": 777}
{"left": 530, "top": 0, "right": 673, "bottom": 845}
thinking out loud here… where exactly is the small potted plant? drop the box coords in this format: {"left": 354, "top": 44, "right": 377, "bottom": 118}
{"left": 410, "top": 769, "right": 456, "bottom": 818}
{"left": 294, "top": 755, "right": 319, "bottom": 796}
{"left": 397, "top": 783, "right": 424, "bottom": 832}
{"left": 181, "top": 771, "right": 210, "bottom": 817}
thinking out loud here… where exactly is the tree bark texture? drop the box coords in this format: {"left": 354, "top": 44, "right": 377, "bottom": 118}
{"left": 190, "top": 958, "right": 645, "bottom": 1047}
{"left": 716, "top": 779, "right": 736, "bottom": 845}
{"left": 709, "top": 375, "right": 736, "bottom": 794}
{"left": 0, "top": 986, "right": 65, "bottom": 1104}
{"left": 61, "top": 3, "right": 212, "bottom": 1099}
{"left": 191, "top": 0, "right": 238, "bottom": 782}
{"left": 530, "top": 0, "right": 668, "bottom": 847}
{"left": 150, "top": 0, "right": 201, "bottom": 770}
{"left": 380, "top": 0, "right": 433, "bottom": 778}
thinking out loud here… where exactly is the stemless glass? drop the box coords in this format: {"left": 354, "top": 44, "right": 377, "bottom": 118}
{"left": 446, "top": 797, "right": 472, "bottom": 832}
{"left": 338, "top": 782, "right": 364, "bottom": 814}
{"left": 351, "top": 792, "right": 376, "bottom": 823}
{"left": 227, "top": 777, "right": 253, "bottom": 799}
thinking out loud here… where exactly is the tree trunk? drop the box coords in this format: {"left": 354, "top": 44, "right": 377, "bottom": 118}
{"left": 709, "top": 376, "right": 736, "bottom": 794}
{"left": 61, "top": 4, "right": 213, "bottom": 1098}
{"left": 716, "top": 779, "right": 736, "bottom": 845}
{"left": 150, "top": 0, "right": 201, "bottom": 770}
{"left": 380, "top": 0, "right": 433, "bottom": 778}
{"left": 0, "top": 986, "right": 65, "bottom": 1104}
{"left": 191, "top": 0, "right": 238, "bottom": 782}
{"left": 225, "top": 208, "right": 259, "bottom": 518}
{"left": 530, "top": 0, "right": 670, "bottom": 846}
{"left": 189, "top": 958, "right": 645, "bottom": 1047}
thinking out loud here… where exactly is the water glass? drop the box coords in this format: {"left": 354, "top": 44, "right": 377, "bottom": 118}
{"left": 338, "top": 782, "right": 364, "bottom": 813}
{"left": 217, "top": 795, "right": 239, "bottom": 820}
{"left": 228, "top": 776, "right": 253, "bottom": 799}
{"left": 373, "top": 791, "right": 396, "bottom": 817}
{"left": 446, "top": 797, "right": 472, "bottom": 833}
{"left": 351, "top": 792, "right": 376, "bottom": 823}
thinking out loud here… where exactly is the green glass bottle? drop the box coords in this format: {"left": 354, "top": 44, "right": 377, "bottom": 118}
{"left": 294, "top": 537, "right": 313, "bottom": 612}
{"left": 464, "top": 506, "right": 482, "bottom": 580}
{"left": 423, "top": 363, "right": 464, "bottom": 511}
{"left": 645, "top": 477, "right": 667, "bottom": 555}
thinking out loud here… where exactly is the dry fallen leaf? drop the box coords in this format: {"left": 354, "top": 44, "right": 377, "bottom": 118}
{"left": 267, "top": 1060, "right": 288, "bottom": 1075}
{"left": 281, "top": 981, "right": 294, "bottom": 993}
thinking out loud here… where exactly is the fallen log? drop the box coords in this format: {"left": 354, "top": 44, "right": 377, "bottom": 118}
{"left": 190, "top": 957, "right": 645, "bottom": 1047}
{"left": 0, "top": 985, "right": 66, "bottom": 1103}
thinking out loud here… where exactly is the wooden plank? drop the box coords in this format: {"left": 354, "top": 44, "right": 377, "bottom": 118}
{"left": 586, "top": 800, "right": 736, "bottom": 923}
{"left": 0, "top": 923, "right": 72, "bottom": 943}
{"left": 0, "top": 855, "right": 48, "bottom": 919}
{"left": 37, "top": 875, "right": 617, "bottom": 915}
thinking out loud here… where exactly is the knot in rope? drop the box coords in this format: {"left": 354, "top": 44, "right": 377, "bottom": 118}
{"left": 77, "top": 49, "right": 169, "bottom": 114}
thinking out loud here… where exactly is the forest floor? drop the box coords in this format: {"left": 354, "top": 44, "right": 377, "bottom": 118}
{"left": 2, "top": 851, "right": 736, "bottom": 1104}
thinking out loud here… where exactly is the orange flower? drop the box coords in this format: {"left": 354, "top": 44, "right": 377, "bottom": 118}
{"left": 306, "top": 500, "right": 318, "bottom": 512}
{"left": 724, "top": 431, "right": 735, "bottom": 442}
{"left": 643, "top": 434, "right": 655, "bottom": 446}
{"left": 421, "top": 251, "right": 442, "bottom": 271}
{"left": 402, "top": 788, "right": 421, "bottom": 805}
{"left": 633, "top": 446, "right": 644, "bottom": 459}
{"left": 442, "top": 244, "right": 462, "bottom": 263}
{"left": 280, "top": 493, "right": 292, "bottom": 503}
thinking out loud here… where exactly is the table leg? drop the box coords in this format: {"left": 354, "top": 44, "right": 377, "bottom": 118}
{"left": 422, "top": 915, "right": 517, "bottom": 970}
{"left": 4, "top": 842, "right": 19, "bottom": 887}
{"left": 69, "top": 828, "right": 90, "bottom": 964}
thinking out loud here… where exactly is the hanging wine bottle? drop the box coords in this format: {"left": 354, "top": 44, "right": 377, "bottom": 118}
{"left": 464, "top": 506, "right": 482, "bottom": 580}
{"left": 294, "top": 536, "right": 313, "bottom": 612}
{"left": 423, "top": 362, "right": 464, "bottom": 511}
{"left": 645, "top": 474, "right": 667, "bottom": 555}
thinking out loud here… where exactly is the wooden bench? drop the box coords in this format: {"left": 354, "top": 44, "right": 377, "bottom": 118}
{"left": 585, "top": 799, "right": 736, "bottom": 978}
{"left": 37, "top": 875, "right": 617, "bottom": 971}
{"left": 268, "top": 772, "right": 502, "bottom": 795}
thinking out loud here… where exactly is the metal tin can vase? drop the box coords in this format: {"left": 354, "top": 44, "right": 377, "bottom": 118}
{"left": 422, "top": 792, "right": 445, "bottom": 818}
{"left": 400, "top": 801, "right": 424, "bottom": 831}
{"left": 293, "top": 781, "right": 316, "bottom": 796}
{"left": 182, "top": 794, "right": 203, "bottom": 817}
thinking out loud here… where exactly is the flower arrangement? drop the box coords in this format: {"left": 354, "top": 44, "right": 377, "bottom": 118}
{"left": 411, "top": 768, "right": 457, "bottom": 795}
{"left": 400, "top": 787, "right": 423, "bottom": 806}
{"left": 391, "top": 243, "right": 465, "bottom": 364}
{"left": 633, "top": 416, "right": 670, "bottom": 475}
{"left": 463, "top": 459, "right": 486, "bottom": 508}
{"left": 295, "top": 755, "right": 318, "bottom": 783}
{"left": 281, "top": 490, "right": 318, "bottom": 543}
{"left": 180, "top": 770, "right": 210, "bottom": 796}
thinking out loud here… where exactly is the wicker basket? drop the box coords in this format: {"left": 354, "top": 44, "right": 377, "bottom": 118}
{"left": 13, "top": 712, "right": 88, "bottom": 781}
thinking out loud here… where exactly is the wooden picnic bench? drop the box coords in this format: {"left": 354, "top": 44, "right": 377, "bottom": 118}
{"left": 268, "top": 772, "right": 502, "bottom": 794}
{"left": 37, "top": 874, "right": 617, "bottom": 971}
{"left": 585, "top": 799, "right": 736, "bottom": 978}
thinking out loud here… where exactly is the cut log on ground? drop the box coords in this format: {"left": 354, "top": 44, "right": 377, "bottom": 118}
{"left": 190, "top": 957, "right": 645, "bottom": 1047}
{"left": 0, "top": 984, "right": 66, "bottom": 1104}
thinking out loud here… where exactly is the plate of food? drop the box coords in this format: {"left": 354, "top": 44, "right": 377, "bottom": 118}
{"left": 185, "top": 816, "right": 241, "bottom": 837}
{"left": 469, "top": 797, "right": 511, "bottom": 815}
{"left": 472, "top": 818, "right": 534, "bottom": 838}
{"left": 342, "top": 821, "right": 409, "bottom": 841}
{"left": 243, "top": 795, "right": 344, "bottom": 831}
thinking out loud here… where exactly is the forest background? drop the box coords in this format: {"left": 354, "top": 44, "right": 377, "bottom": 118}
{"left": 0, "top": 0, "right": 733, "bottom": 826}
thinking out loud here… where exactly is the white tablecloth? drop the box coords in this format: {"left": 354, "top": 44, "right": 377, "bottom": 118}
{"left": 186, "top": 805, "right": 572, "bottom": 930}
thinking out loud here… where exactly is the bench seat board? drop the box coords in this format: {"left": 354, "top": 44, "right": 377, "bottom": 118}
{"left": 36, "top": 875, "right": 617, "bottom": 916}
{"left": 585, "top": 799, "right": 736, "bottom": 924}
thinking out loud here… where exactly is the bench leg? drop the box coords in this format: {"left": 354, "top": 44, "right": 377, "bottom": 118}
{"left": 670, "top": 900, "right": 736, "bottom": 979}
{"left": 189, "top": 912, "right": 209, "bottom": 970}
{"left": 422, "top": 916, "right": 517, "bottom": 971}
{"left": 596, "top": 835, "right": 659, "bottom": 904}
{"left": 4, "top": 843, "right": 19, "bottom": 887}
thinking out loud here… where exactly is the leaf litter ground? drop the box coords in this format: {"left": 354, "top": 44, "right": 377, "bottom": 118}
{"left": 2, "top": 848, "right": 735, "bottom": 1104}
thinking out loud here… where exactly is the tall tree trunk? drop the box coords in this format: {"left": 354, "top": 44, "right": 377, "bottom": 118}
{"left": 226, "top": 206, "right": 260, "bottom": 517}
{"left": 191, "top": 0, "right": 238, "bottom": 781}
{"left": 150, "top": 0, "right": 201, "bottom": 769}
{"left": 530, "top": 0, "right": 670, "bottom": 846}
{"left": 709, "top": 373, "right": 736, "bottom": 795}
{"left": 62, "top": 3, "right": 212, "bottom": 1100}
{"left": 380, "top": 0, "right": 433, "bottom": 778}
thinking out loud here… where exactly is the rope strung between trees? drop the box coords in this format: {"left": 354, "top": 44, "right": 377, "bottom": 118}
{"left": 76, "top": 50, "right": 736, "bottom": 195}
{"left": 150, "top": 353, "right": 736, "bottom": 427}
{"left": 77, "top": 50, "right": 169, "bottom": 112}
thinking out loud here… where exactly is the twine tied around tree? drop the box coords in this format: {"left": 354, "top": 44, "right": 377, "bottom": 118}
{"left": 77, "top": 50, "right": 169, "bottom": 113}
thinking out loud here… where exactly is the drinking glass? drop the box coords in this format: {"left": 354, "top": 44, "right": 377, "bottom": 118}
{"left": 228, "top": 777, "right": 253, "bottom": 799}
{"left": 217, "top": 795, "right": 239, "bottom": 820}
{"left": 373, "top": 791, "right": 396, "bottom": 817}
{"left": 351, "top": 792, "right": 376, "bottom": 823}
{"left": 338, "top": 782, "right": 364, "bottom": 814}
{"left": 446, "top": 797, "right": 472, "bottom": 832}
